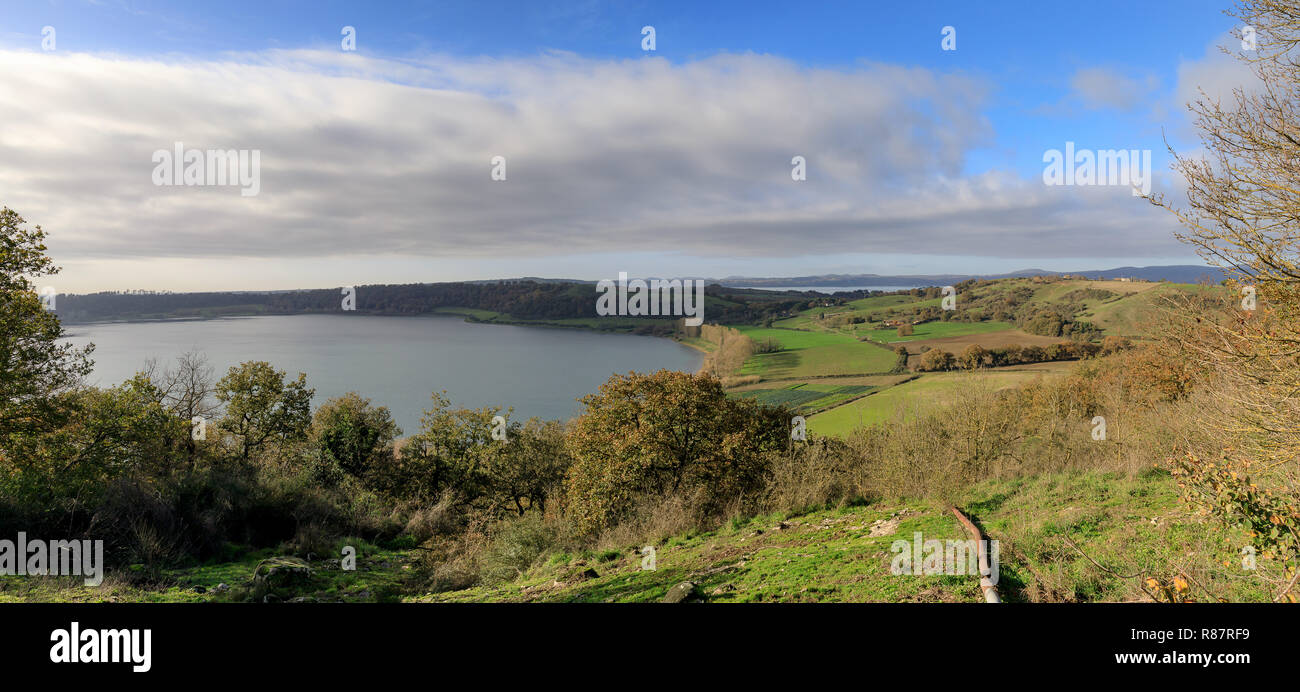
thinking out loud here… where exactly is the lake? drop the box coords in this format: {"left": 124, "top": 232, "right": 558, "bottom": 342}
{"left": 60, "top": 314, "right": 703, "bottom": 435}
{"left": 730, "top": 285, "right": 924, "bottom": 293}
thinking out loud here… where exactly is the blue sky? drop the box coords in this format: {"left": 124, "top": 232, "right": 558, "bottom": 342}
{"left": 0, "top": 1, "right": 1252, "bottom": 291}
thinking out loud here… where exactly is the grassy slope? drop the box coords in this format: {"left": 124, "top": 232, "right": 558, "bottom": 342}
{"left": 418, "top": 469, "right": 1269, "bottom": 603}
{"left": 806, "top": 370, "right": 1058, "bottom": 437}
{"left": 1080, "top": 283, "right": 1218, "bottom": 336}
{"left": 962, "top": 470, "right": 1266, "bottom": 602}
{"left": 0, "top": 540, "right": 416, "bottom": 603}
{"left": 733, "top": 326, "right": 897, "bottom": 378}
{"left": 3, "top": 472, "right": 1269, "bottom": 603}
{"left": 859, "top": 320, "right": 1013, "bottom": 344}
{"left": 417, "top": 501, "right": 982, "bottom": 603}
{"left": 772, "top": 294, "right": 918, "bottom": 330}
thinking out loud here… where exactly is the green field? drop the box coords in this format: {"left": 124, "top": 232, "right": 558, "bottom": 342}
{"left": 733, "top": 326, "right": 898, "bottom": 378}
{"left": 772, "top": 293, "right": 920, "bottom": 329}
{"left": 1079, "top": 283, "right": 1219, "bottom": 336}
{"left": 732, "top": 382, "right": 877, "bottom": 413}
{"left": 859, "top": 320, "right": 1014, "bottom": 344}
{"left": 806, "top": 370, "right": 1057, "bottom": 437}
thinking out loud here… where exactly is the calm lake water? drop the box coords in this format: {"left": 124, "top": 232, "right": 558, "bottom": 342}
{"left": 61, "top": 314, "right": 703, "bottom": 435}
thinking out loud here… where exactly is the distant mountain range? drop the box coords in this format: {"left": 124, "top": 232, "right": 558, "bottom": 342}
{"left": 55, "top": 264, "right": 1228, "bottom": 324}
{"left": 473, "top": 265, "right": 1226, "bottom": 288}
{"left": 712, "top": 265, "right": 1227, "bottom": 288}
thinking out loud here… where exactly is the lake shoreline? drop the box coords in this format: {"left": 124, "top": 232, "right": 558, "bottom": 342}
{"left": 61, "top": 313, "right": 705, "bottom": 433}
{"left": 63, "top": 309, "right": 713, "bottom": 359}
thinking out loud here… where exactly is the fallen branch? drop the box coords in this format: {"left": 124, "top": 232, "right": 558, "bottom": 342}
{"left": 948, "top": 506, "right": 1000, "bottom": 603}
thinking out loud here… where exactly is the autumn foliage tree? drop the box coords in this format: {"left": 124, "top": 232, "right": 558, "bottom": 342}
{"left": 958, "top": 344, "right": 989, "bottom": 370}
{"left": 564, "top": 370, "right": 789, "bottom": 535}
{"left": 916, "top": 348, "right": 955, "bottom": 372}
{"left": 1150, "top": 0, "right": 1300, "bottom": 596}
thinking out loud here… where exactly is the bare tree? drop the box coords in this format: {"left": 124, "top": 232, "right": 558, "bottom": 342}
{"left": 1151, "top": 0, "right": 1300, "bottom": 466}
{"left": 160, "top": 351, "right": 219, "bottom": 463}
{"left": 1149, "top": 0, "right": 1300, "bottom": 599}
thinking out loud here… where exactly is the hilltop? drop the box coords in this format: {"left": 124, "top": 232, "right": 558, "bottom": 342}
{"left": 716, "top": 264, "right": 1225, "bottom": 288}
{"left": 707, "top": 276, "right": 1220, "bottom": 437}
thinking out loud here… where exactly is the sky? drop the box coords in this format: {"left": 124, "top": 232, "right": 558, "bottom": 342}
{"left": 0, "top": 0, "right": 1260, "bottom": 293}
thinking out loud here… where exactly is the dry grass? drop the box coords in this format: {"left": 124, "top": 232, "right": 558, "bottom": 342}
{"left": 721, "top": 374, "right": 761, "bottom": 387}
{"left": 698, "top": 325, "right": 756, "bottom": 377}
{"left": 903, "top": 329, "right": 1065, "bottom": 354}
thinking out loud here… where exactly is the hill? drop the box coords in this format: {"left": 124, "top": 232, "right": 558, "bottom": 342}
{"left": 716, "top": 264, "right": 1225, "bottom": 288}
{"left": 714, "top": 277, "right": 1223, "bottom": 438}
{"left": 9, "top": 468, "right": 1263, "bottom": 603}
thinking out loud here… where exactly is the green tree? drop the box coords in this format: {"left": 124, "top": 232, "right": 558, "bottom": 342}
{"left": 388, "top": 392, "right": 509, "bottom": 504}
{"left": 309, "top": 392, "right": 400, "bottom": 485}
{"left": 215, "top": 361, "right": 314, "bottom": 462}
{"left": 0, "top": 207, "right": 93, "bottom": 449}
{"left": 565, "top": 370, "right": 788, "bottom": 536}
{"left": 958, "top": 344, "right": 989, "bottom": 370}
{"left": 917, "top": 348, "right": 955, "bottom": 372}
{"left": 477, "top": 418, "right": 570, "bottom": 516}
{"left": 10, "top": 374, "right": 180, "bottom": 504}
{"left": 892, "top": 345, "right": 910, "bottom": 372}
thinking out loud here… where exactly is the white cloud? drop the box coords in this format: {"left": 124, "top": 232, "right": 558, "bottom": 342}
{"left": 0, "top": 47, "right": 1186, "bottom": 291}
{"left": 1070, "top": 67, "right": 1154, "bottom": 111}
{"left": 1173, "top": 34, "right": 1262, "bottom": 122}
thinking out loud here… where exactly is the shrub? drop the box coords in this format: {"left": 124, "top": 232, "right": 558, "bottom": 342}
{"left": 480, "top": 513, "right": 565, "bottom": 582}
{"left": 310, "top": 392, "right": 400, "bottom": 483}
{"left": 892, "top": 345, "right": 910, "bottom": 373}
{"left": 564, "top": 370, "right": 788, "bottom": 536}
{"left": 958, "top": 344, "right": 989, "bottom": 370}
{"left": 916, "top": 349, "right": 955, "bottom": 372}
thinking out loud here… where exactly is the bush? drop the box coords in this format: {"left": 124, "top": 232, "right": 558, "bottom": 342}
{"left": 310, "top": 392, "right": 400, "bottom": 483}
{"left": 564, "top": 370, "right": 788, "bottom": 536}
{"left": 958, "top": 344, "right": 989, "bottom": 370}
{"left": 916, "top": 349, "right": 955, "bottom": 371}
{"left": 480, "top": 513, "right": 566, "bottom": 582}
{"left": 892, "top": 345, "right": 909, "bottom": 373}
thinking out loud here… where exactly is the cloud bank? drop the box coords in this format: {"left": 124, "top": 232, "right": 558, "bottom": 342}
{"left": 0, "top": 48, "right": 1185, "bottom": 278}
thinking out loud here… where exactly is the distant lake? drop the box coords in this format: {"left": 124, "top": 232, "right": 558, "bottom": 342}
{"left": 731, "top": 285, "right": 924, "bottom": 293}
{"left": 60, "top": 314, "right": 703, "bottom": 435}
